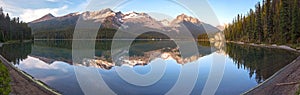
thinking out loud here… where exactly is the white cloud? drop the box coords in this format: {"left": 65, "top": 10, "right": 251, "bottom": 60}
{"left": 39, "top": 76, "right": 57, "bottom": 83}
{"left": 46, "top": 0, "right": 59, "bottom": 2}
{"left": 20, "top": 56, "right": 71, "bottom": 72}
{"left": 0, "top": 0, "right": 22, "bottom": 13}
{"left": 19, "top": 5, "right": 68, "bottom": 22}
{"left": 20, "top": 56, "right": 59, "bottom": 69}
{"left": 0, "top": 0, "right": 74, "bottom": 22}
{"left": 46, "top": 0, "right": 74, "bottom": 4}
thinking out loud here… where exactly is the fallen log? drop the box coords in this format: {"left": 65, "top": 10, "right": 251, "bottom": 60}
{"left": 276, "top": 82, "right": 300, "bottom": 86}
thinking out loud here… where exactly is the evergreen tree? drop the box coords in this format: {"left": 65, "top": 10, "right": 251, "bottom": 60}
{"left": 255, "top": 2, "right": 263, "bottom": 43}
{"left": 265, "top": 0, "right": 273, "bottom": 43}
{"left": 250, "top": 9, "right": 256, "bottom": 42}
{"left": 224, "top": 0, "right": 300, "bottom": 46}
{"left": 279, "top": 0, "right": 290, "bottom": 43}
{"left": 291, "top": 0, "right": 299, "bottom": 43}
{"left": 0, "top": 8, "right": 32, "bottom": 42}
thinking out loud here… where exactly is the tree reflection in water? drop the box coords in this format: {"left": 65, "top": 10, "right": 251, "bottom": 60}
{"left": 0, "top": 42, "right": 32, "bottom": 65}
{"left": 0, "top": 41, "right": 299, "bottom": 83}
{"left": 225, "top": 43, "right": 299, "bottom": 83}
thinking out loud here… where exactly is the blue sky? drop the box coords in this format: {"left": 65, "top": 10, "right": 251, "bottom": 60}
{"left": 209, "top": 0, "right": 261, "bottom": 25}
{"left": 0, "top": 0, "right": 261, "bottom": 26}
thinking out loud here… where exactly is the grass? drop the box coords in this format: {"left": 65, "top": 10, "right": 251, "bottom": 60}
{"left": 2, "top": 40, "right": 22, "bottom": 44}
{"left": 0, "top": 61, "right": 11, "bottom": 95}
{"left": 296, "top": 84, "right": 300, "bottom": 95}
{"left": 0, "top": 40, "right": 32, "bottom": 44}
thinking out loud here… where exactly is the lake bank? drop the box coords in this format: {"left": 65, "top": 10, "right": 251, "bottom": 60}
{"left": 232, "top": 41, "right": 300, "bottom": 94}
{"left": 0, "top": 55, "right": 60, "bottom": 95}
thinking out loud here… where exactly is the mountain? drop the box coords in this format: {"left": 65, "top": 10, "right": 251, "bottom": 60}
{"left": 216, "top": 25, "right": 225, "bottom": 31}
{"left": 31, "top": 13, "right": 55, "bottom": 23}
{"left": 28, "top": 12, "right": 80, "bottom": 35}
{"left": 172, "top": 14, "right": 201, "bottom": 24}
{"left": 159, "top": 19, "right": 170, "bottom": 26}
{"left": 169, "top": 14, "right": 220, "bottom": 38}
{"left": 29, "top": 8, "right": 220, "bottom": 39}
{"left": 122, "top": 12, "right": 166, "bottom": 29}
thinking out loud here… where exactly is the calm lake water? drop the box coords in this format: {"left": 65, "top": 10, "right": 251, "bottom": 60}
{"left": 0, "top": 40, "right": 299, "bottom": 95}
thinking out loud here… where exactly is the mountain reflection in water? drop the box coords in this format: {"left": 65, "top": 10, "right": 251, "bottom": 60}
{"left": 0, "top": 40, "right": 298, "bottom": 95}
{"left": 0, "top": 40, "right": 298, "bottom": 82}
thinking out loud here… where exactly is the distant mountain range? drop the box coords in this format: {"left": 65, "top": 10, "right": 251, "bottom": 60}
{"left": 29, "top": 8, "right": 220, "bottom": 39}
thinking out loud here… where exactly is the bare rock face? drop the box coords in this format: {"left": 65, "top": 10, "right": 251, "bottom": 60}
{"left": 82, "top": 8, "right": 115, "bottom": 22}
{"left": 121, "top": 12, "right": 166, "bottom": 31}
{"left": 174, "top": 14, "right": 201, "bottom": 24}
{"left": 168, "top": 14, "right": 220, "bottom": 39}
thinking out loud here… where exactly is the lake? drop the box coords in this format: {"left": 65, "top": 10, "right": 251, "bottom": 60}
{"left": 0, "top": 40, "right": 298, "bottom": 95}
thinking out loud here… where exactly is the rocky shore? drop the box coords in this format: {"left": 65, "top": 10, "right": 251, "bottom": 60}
{"left": 230, "top": 41, "right": 300, "bottom": 53}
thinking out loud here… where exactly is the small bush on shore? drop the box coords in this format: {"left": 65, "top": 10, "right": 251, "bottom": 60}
{"left": 0, "top": 61, "right": 11, "bottom": 95}
{"left": 296, "top": 85, "right": 300, "bottom": 95}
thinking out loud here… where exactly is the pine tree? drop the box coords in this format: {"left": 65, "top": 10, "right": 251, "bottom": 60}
{"left": 250, "top": 9, "right": 256, "bottom": 42}
{"left": 265, "top": 0, "right": 273, "bottom": 43}
{"left": 223, "top": 0, "right": 299, "bottom": 45}
{"left": 255, "top": 2, "right": 263, "bottom": 43}
{"left": 291, "top": 0, "right": 299, "bottom": 43}
{"left": 0, "top": 8, "right": 32, "bottom": 42}
{"left": 279, "top": 0, "right": 290, "bottom": 43}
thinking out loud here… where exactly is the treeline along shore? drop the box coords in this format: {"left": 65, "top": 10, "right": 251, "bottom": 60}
{"left": 224, "top": 0, "right": 300, "bottom": 48}
{"left": 0, "top": 7, "right": 32, "bottom": 43}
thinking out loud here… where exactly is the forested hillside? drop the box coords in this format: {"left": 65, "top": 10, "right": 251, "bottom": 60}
{"left": 224, "top": 0, "right": 300, "bottom": 46}
{"left": 0, "top": 8, "right": 32, "bottom": 42}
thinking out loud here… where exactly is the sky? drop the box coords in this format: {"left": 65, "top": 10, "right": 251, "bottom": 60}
{"left": 0, "top": 0, "right": 262, "bottom": 26}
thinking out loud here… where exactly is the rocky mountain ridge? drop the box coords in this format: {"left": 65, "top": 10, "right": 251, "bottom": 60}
{"left": 29, "top": 8, "right": 220, "bottom": 39}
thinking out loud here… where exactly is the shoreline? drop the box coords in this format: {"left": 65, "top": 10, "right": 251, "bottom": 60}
{"left": 229, "top": 41, "right": 300, "bottom": 53}
{"left": 231, "top": 41, "right": 300, "bottom": 94}
{"left": 0, "top": 55, "right": 60, "bottom": 95}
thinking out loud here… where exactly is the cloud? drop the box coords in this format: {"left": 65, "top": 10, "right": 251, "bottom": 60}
{"left": 0, "top": 0, "right": 107, "bottom": 22}
{"left": 0, "top": 0, "right": 22, "bottom": 13}
{"left": 19, "top": 5, "right": 68, "bottom": 22}
{"left": 20, "top": 56, "right": 58, "bottom": 70}
{"left": 46, "top": 0, "right": 73, "bottom": 4}
{"left": 0, "top": 0, "right": 83, "bottom": 22}
{"left": 46, "top": 0, "right": 59, "bottom": 2}
{"left": 20, "top": 56, "right": 72, "bottom": 72}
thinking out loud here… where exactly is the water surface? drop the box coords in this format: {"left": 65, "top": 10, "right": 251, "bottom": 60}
{"left": 0, "top": 40, "right": 298, "bottom": 95}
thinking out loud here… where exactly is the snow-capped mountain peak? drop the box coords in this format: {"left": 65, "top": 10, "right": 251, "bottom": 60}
{"left": 123, "top": 12, "right": 150, "bottom": 19}
{"left": 159, "top": 19, "right": 171, "bottom": 26}
{"left": 82, "top": 8, "right": 115, "bottom": 21}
